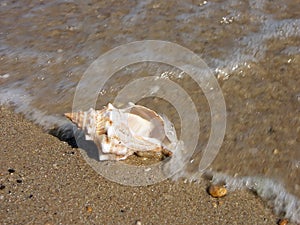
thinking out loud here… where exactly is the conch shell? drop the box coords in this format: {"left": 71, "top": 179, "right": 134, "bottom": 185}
{"left": 65, "top": 103, "right": 178, "bottom": 161}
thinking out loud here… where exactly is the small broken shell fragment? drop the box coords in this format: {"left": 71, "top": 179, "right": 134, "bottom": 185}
{"left": 65, "top": 103, "right": 178, "bottom": 161}
{"left": 208, "top": 185, "right": 227, "bottom": 198}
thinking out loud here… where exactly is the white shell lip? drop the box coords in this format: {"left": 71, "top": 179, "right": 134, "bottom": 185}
{"left": 65, "top": 103, "right": 178, "bottom": 161}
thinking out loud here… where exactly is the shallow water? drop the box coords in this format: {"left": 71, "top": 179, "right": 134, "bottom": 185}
{"left": 0, "top": 0, "right": 299, "bottom": 222}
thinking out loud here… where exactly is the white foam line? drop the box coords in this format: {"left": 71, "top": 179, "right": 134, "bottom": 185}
{"left": 0, "top": 86, "right": 67, "bottom": 130}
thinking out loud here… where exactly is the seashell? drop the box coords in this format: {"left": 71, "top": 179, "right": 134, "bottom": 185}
{"left": 65, "top": 103, "right": 178, "bottom": 161}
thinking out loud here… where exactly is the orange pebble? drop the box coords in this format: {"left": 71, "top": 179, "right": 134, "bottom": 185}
{"left": 208, "top": 185, "right": 227, "bottom": 198}
{"left": 278, "top": 219, "right": 288, "bottom": 225}
{"left": 86, "top": 206, "right": 93, "bottom": 213}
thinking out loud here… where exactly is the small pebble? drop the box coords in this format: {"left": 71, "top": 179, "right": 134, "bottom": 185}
{"left": 0, "top": 184, "right": 5, "bottom": 190}
{"left": 273, "top": 149, "right": 279, "bottom": 155}
{"left": 212, "top": 202, "right": 217, "bottom": 208}
{"left": 8, "top": 168, "right": 15, "bottom": 173}
{"left": 208, "top": 185, "right": 227, "bottom": 198}
{"left": 136, "top": 220, "right": 142, "bottom": 225}
{"left": 144, "top": 168, "right": 151, "bottom": 172}
{"left": 86, "top": 206, "right": 93, "bottom": 213}
{"left": 0, "top": 73, "right": 10, "bottom": 79}
{"left": 278, "top": 219, "right": 288, "bottom": 225}
{"left": 16, "top": 179, "right": 22, "bottom": 183}
{"left": 53, "top": 163, "right": 59, "bottom": 169}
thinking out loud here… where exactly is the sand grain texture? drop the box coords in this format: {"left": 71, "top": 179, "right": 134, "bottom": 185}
{"left": 0, "top": 107, "right": 294, "bottom": 225}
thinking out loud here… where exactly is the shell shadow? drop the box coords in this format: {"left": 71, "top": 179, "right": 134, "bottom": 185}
{"left": 49, "top": 123, "right": 100, "bottom": 161}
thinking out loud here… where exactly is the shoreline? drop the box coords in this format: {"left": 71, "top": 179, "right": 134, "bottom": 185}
{"left": 0, "top": 106, "right": 294, "bottom": 225}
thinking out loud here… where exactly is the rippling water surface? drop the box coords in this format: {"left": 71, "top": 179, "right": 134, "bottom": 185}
{"left": 0, "top": 0, "right": 299, "bottom": 222}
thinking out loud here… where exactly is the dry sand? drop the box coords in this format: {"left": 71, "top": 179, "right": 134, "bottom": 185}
{"left": 0, "top": 107, "right": 293, "bottom": 225}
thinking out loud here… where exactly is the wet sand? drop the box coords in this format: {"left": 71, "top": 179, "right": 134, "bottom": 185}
{"left": 0, "top": 107, "right": 294, "bottom": 225}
